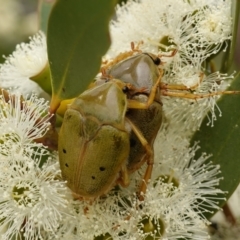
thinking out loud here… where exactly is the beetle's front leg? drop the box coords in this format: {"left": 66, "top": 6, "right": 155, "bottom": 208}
{"left": 127, "top": 70, "right": 163, "bottom": 110}
{"left": 146, "top": 69, "right": 163, "bottom": 106}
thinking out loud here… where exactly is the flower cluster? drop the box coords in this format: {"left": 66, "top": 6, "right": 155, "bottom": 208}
{"left": 0, "top": 31, "right": 48, "bottom": 98}
{"left": 0, "top": 0, "right": 233, "bottom": 239}
{"left": 0, "top": 93, "right": 70, "bottom": 239}
{"left": 107, "top": 0, "right": 233, "bottom": 134}
{"left": 0, "top": 96, "right": 224, "bottom": 239}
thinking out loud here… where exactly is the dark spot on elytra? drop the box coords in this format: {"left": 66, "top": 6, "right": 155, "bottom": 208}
{"left": 92, "top": 176, "right": 96, "bottom": 180}
{"left": 99, "top": 167, "right": 105, "bottom": 171}
{"left": 63, "top": 149, "right": 67, "bottom": 154}
{"left": 62, "top": 87, "right": 66, "bottom": 93}
{"left": 65, "top": 163, "right": 69, "bottom": 167}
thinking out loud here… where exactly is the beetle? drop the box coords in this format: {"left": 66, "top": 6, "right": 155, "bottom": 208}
{"left": 103, "top": 47, "right": 237, "bottom": 196}
{"left": 105, "top": 52, "right": 164, "bottom": 195}
{"left": 58, "top": 78, "right": 152, "bottom": 199}
{"left": 58, "top": 80, "right": 130, "bottom": 198}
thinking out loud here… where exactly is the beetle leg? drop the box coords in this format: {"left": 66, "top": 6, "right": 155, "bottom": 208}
{"left": 131, "top": 40, "right": 143, "bottom": 52}
{"left": 158, "top": 48, "right": 178, "bottom": 59}
{"left": 126, "top": 118, "right": 153, "bottom": 200}
{"left": 161, "top": 89, "right": 240, "bottom": 99}
{"left": 127, "top": 70, "right": 164, "bottom": 110}
{"left": 145, "top": 69, "right": 163, "bottom": 107}
{"left": 160, "top": 72, "right": 204, "bottom": 91}
{"left": 127, "top": 99, "right": 149, "bottom": 109}
{"left": 160, "top": 72, "right": 240, "bottom": 98}
{"left": 117, "top": 165, "right": 130, "bottom": 187}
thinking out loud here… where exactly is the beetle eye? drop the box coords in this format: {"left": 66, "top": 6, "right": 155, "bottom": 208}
{"left": 122, "top": 86, "right": 129, "bottom": 93}
{"left": 153, "top": 57, "right": 161, "bottom": 65}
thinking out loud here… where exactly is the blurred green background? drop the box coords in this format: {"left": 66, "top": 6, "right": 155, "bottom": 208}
{"left": 0, "top": 0, "right": 38, "bottom": 63}
{"left": 0, "top": 0, "right": 129, "bottom": 64}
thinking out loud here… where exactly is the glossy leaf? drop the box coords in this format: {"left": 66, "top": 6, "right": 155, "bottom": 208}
{"left": 221, "top": 0, "right": 240, "bottom": 72}
{"left": 47, "top": 0, "right": 116, "bottom": 112}
{"left": 38, "top": 0, "right": 55, "bottom": 33}
{"left": 190, "top": 74, "right": 240, "bottom": 219}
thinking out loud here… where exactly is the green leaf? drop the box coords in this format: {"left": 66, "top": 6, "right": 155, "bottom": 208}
{"left": 221, "top": 0, "right": 240, "bottom": 72}
{"left": 47, "top": 0, "right": 116, "bottom": 112}
{"left": 38, "top": 0, "right": 55, "bottom": 33}
{"left": 190, "top": 73, "right": 240, "bottom": 219}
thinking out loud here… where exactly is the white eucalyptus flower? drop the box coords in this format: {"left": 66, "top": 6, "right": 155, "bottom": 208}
{"left": 162, "top": 72, "right": 234, "bottom": 133}
{"left": 0, "top": 92, "right": 52, "bottom": 152}
{"left": 0, "top": 31, "right": 48, "bottom": 97}
{"left": 0, "top": 149, "right": 69, "bottom": 240}
{"left": 0, "top": 0, "right": 233, "bottom": 239}
{"left": 0, "top": 90, "right": 71, "bottom": 239}
{"left": 107, "top": 0, "right": 231, "bottom": 62}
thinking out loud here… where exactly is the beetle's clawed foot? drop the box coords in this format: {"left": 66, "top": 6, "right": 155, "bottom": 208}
{"left": 158, "top": 48, "right": 178, "bottom": 60}
{"left": 131, "top": 40, "right": 143, "bottom": 53}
